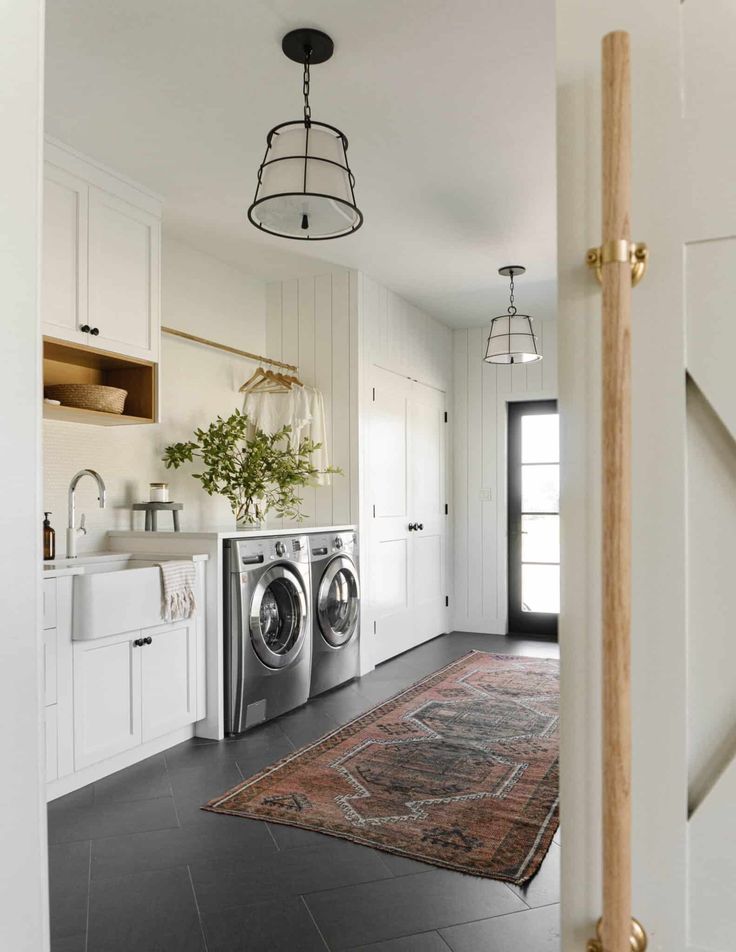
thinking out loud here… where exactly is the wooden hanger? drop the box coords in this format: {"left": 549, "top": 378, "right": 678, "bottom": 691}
{"left": 240, "top": 365, "right": 292, "bottom": 393}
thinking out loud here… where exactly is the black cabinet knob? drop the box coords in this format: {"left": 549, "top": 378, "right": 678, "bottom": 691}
{"left": 417, "top": 523, "right": 424, "bottom": 531}
{"left": 90, "top": 327, "right": 100, "bottom": 336}
{"left": 80, "top": 324, "right": 91, "bottom": 333}
{"left": 144, "top": 636, "right": 152, "bottom": 645}
{"left": 133, "top": 638, "right": 143, "bottom": 647}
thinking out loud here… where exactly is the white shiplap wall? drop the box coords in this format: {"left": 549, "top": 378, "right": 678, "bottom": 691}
{"left": 452, "top": 321, "right": 558, "bottom": 633}
{"left": 264, "top": 270, "right": 359, "bottom": 529}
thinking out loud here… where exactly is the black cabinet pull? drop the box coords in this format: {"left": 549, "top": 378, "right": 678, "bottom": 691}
{"left": 144, "top": 636, "right": 152, "bottom": 645}
{"left": 80, "top": 324, "right": 90, "bottom": 333}
{"left": 90, "top": 327, "right": 100, "bottom": 336}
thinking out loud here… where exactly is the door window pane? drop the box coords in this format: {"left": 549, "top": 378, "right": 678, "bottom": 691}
{"left": 522, "top": 564, "right": 560, "bottom": 614}
{"left": 521, "top": 514, "right": 560, "bottom": 563}
{"left": 522, "top": 414, "right": 559, "bottom": 463}
{"left": 521, "top": 464, "right": 559, "bottom": 513}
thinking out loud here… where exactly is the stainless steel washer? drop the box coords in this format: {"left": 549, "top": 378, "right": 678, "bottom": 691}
{"left": 224, "top": 535, "right": 311, "bottom": 733}
{"left": 309, "top": 530, "right": 360, "bottom": 697}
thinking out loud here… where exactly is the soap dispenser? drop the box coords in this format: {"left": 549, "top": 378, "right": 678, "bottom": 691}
{"left": 43, "top": 512, "right": 56, "bottom": 561}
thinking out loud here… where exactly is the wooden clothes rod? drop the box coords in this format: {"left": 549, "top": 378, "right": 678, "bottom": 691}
{"left": 161, "top": 326, "right": 298, "bottom": 373}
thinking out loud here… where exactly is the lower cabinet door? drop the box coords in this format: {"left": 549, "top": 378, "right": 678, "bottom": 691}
{"left": 73, "top": 632, "right": 142, "bottom": 770}
{"left": 141, "top": 621, "right": 196, "bottom": 743}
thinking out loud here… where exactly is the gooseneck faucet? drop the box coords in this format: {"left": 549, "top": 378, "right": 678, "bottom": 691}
{"left": 67, "top": 469, "right": 107, "bottom": 558}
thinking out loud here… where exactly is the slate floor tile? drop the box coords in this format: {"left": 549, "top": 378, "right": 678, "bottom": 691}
{"left": 303, "top": 868, "right": 526, "bottom": 949}
{"left": 51, "top": 936, "right": 87, "bottom": 952}
{"left": 440, "top": 903, "right": 560, "bottom": 952}
{"left": 201, "top": 895, "right": 327, "bottom": 952}
{"left": 86, "top": 866, "right": 205, "bottom": 952}
{"left": 93, "top": 754, "right": 171, "bottom": 804}
{"left": 275, "top": 706, "right": 341, "bottom": 748}
{"left": 48, "top": 796, "right": 179, "bottom": 845}
{"left": 347, "top": 933, "right": 451, "bottom": 952}
{"left": 91, "top": 816, "right": 276, "bottom": 881}
{"left": 509, "top": 841, "right": 560, "bottom": 908}
{"left": 48, "top": 840, "right": 90, "bottom": 939}
{"left": 190, "top": 839, "right": 394, "bottom": 914}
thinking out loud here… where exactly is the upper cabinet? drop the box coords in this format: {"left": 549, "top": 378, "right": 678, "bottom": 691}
{"left": 42, "top": 139, "right": 162, "bottom": 364}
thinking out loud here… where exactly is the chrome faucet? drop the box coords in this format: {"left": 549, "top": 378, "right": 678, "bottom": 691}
{"left": 67, "top": 469, "right": 107, "bottom": 558}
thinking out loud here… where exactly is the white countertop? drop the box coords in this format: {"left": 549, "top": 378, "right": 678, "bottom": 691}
{"left": 108, "top": 525, "right": 357, "bottom": 541}
{"left": 43, "top": 565, "right": 86, "bottom": 579}
{"left": 43, "top": 550, "right": 209, "bottom": 576}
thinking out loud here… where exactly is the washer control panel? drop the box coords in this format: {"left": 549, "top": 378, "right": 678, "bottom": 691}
{"left": 228, "top": 535, "right": 310, "bottom": 570}
{"left": 309, "top": 530, "right": 358, "bottom": 560}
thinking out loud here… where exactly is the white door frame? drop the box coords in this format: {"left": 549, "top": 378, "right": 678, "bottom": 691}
{"left": 0, "top": 1, "right": 49, "bottom": 950}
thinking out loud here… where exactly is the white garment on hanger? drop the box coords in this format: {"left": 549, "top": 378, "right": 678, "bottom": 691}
{"left": 242, "top": 385, "right": 331, "bottom": 484}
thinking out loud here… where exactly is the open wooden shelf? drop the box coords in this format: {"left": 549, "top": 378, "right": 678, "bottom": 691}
{"left": 43, "top": 337, "right": 158, "bottom": 426}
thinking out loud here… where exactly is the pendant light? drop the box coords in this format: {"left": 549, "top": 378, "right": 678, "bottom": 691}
{"left": 247, "top": 28, "right": 363, "bottom": 241}
{"left": 484, "top": 266, "right": 542, "bottom": 364}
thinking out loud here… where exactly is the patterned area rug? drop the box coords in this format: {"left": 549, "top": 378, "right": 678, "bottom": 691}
{"left": 205, "top": 651, "right": 559, "bottom": 884}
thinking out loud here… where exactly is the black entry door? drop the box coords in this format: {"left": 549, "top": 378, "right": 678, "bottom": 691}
{"left": 507, "top": 400, "right": 559, "bottom": 638}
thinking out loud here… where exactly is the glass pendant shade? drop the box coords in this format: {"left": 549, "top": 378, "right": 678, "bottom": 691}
{"left": 484, "top": 314, "right": 541, "bottom": 364}
{"left": 248, "top": 120, "right": 363, "bottom": 240}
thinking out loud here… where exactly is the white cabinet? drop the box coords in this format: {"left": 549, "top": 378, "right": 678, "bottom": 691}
{"left": 88, "top": 186, "right": 160, "bottom": 362}
{"left": 73, "top": 631, "right": 142, "bottom": 770}
{"left": 41, "top": 139, "right": 161, "bottom": 363}
{"left": 46, "top": 706, "right": 59, "bottom": 783}
{"left": 141, "top": 622, "right": 197, "bottom": 742}
{"left": 43, "top": 629, "right": 58, "bottom": 707}
{"left": 42, "top": 165, "right": 88, "bottom": 346}
{"left": 72, "top": 620, "right": 197, "bottom": 770}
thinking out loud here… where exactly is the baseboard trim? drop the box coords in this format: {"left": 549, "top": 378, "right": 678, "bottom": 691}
{"left": 46, "top": 723, "right": 196, "bottom": 801}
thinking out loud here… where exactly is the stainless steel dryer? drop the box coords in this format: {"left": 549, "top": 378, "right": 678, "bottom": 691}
{"left": 309, "top": 530, "right": 360, "bottom": 697}
{"left": 224, "top": 535, "right": 311, "bottom": 733}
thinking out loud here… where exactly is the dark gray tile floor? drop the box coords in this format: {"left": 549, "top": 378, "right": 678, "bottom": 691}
{"left": 48, "top": 631, "right": 560, "bottom": 952}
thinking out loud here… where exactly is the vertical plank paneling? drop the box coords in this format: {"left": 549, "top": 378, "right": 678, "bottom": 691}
{"left": 348, "top": 271, "right": 360, "bottom": 524}
{"left": 331, "top": 271, "right": 351, "bottom": 523}
{"left": 265, "top": 283, "right": 284, "bottom": 530}
{"left": 542, "top": 321, "right": 558, "bottom": 393}
{"left": 526, "top": 321, "right": 544, "bottom": 391}
{"left": 298, "top": 277, "right": 316, "bottom": 526}
{"left": 481, "top": 359, "right": 498, "bottom": 619}
{"left": 511, "top": 360, "right": 528, "bottom": 393}
{"left": 466, "top": 328, "right": 484, "bottom": 621}
{"left": 281, "top": 279, "right": 299, "bottom": 369}
{"left": 314, "top": 274, "right": 333, "bottom": 527}
{"left": 453, "top": 331, "right": 470, "bottom": 620}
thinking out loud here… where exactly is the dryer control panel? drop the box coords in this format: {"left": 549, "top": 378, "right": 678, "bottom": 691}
{"left": 226, "top": 535, "right": 310, "bottom": 571}
{"left": 309, "top": 531, "right": 358, "bottom": 562}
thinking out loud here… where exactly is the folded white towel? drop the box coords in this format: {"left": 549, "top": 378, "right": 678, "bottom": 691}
{"left": 158, "top": 561, "right": 196, "bottom": 622}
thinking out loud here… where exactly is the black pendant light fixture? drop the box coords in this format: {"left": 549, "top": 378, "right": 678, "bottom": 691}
{"left": 247, "top": 28, "right": 363, "bottom": 241}
{"left": 484, "top": 266, "right": 542, "bottom": 364}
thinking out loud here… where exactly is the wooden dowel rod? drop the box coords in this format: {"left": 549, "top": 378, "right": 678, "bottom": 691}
{"left": 161, "top": 325, "right": 298, "bottom": 373}
{"left": 600, "top": 30, "right": 633, "bottom": 952}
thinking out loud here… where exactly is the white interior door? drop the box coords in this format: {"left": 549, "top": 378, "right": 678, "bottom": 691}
{"left": 367, "top": 366, "right": 449, "bottom": 664}
{"left": 558, "top": 3, "right": 736, "bottom": 950}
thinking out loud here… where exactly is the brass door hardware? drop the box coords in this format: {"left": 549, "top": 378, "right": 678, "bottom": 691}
{"left": 586, "top": 240, "right": 648, "bottom": 287}
{"left": 587, "top": 917, "right": 648, "bottom": 952}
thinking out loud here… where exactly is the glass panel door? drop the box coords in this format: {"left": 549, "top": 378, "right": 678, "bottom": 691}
{"left": 508, "top": 400, "right": 559, "bottom": 637}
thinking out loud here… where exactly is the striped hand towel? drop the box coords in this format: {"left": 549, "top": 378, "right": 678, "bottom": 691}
{"left": 158, "top": 561, "right": 196, "bottom": 622}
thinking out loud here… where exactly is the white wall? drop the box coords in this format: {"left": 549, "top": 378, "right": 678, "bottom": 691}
{"left": 452, "top": 322, "right": 557, "bottom": 633}
{"left": 0, "top": 1, "right": 49, "bottom": 949}
{"left": 263, "top": 271, "right": 359, "bottom": 530}
{"left": 43, "top": 237, "right": 267, "bottom": 552}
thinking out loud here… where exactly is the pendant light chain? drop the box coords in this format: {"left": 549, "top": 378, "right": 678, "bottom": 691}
{"left": 303, "top": 47, "right": 312, "bottom": 126}
{"left": 508, "top": 271, "right": 517, "bottom": 316}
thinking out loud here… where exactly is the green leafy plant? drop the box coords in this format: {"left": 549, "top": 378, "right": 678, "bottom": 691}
{"left": 162, "top": 409, "right": 340, "bottom": 525}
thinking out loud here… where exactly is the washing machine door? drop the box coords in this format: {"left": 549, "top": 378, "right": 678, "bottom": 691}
{"left": 249, "top": 564, "right": 308, "bottom": 669}
{"left": 317, "top": 555, "right": 360, "bottom": 648}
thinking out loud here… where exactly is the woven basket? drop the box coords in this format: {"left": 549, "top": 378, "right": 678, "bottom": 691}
{"left": 45, "top": 383, "right": 127, "bottom": 415}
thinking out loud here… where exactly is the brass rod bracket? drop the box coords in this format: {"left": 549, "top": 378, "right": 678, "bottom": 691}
{"left": 586, "top": 241, "right": 648, "bottom": 287}
{"left": 587, "top": 917, "right": 648, "bottom": 952}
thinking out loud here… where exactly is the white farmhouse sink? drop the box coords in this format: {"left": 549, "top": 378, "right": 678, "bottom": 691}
{"left": 72, "top": 559, "right": 166, "bottom": 640}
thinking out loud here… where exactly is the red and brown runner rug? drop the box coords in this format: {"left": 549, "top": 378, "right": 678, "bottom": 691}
{"left": 205, "top": 651, "right": 559, "bottom": 884}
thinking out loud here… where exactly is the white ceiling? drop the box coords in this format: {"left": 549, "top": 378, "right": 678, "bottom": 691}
{"left": 44, "top": 0, "right": 557, "bottom": 328}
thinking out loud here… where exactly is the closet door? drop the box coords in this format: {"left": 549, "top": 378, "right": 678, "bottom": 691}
{"left": 367, "top": 367, "right": 449, "bottom": 664}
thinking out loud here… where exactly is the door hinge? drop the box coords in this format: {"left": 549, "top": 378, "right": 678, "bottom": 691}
{"left": 373, "top": 619, "right": 377, "bottom": 634}
{"left": 372, "top": 504, "right": 376, "bottom": 518}
{"left": 372, "top": 387, "right": 376, "bottom": 402}
{"left": 443, "top": 411, "right": 448, "bottom": 423}
{"left": 445, "top": 595, "right": 449, "bottom": 607}
{"left": 444, "top": 503, "right": 448, "bottom": 515}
